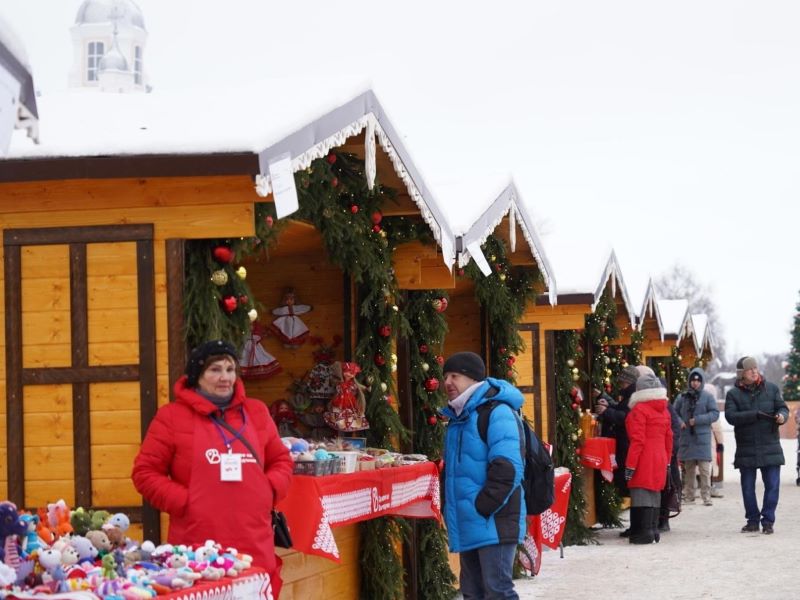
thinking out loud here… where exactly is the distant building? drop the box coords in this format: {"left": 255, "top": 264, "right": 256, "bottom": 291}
{"left": 0, "top": 15, "right": 38, "bottom": 153}
{"left": 68, "top": 0, "right": 148, "bottom": 93}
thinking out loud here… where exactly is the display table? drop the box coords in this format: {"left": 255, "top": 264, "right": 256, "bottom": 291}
{"left": 579, "top": 436, "right": 617, "bottom": 482}
{"left": 519, "top": 468, "right": 572, "bottom": 576}
{"left": 276, "top": 461, "right": 441, "bottom": 561}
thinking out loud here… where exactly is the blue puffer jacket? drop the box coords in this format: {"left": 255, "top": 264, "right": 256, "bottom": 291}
{"left": 441, "top": 377, "right": 525, "bottom": 552}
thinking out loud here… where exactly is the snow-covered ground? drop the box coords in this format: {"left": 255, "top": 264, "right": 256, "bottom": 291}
{"left": 512, "top": 425, "right": 800, "bottom": 599}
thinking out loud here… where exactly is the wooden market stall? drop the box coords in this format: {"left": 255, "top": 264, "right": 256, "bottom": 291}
{"left": 0, "top": 85, "right": 457, "bottom": 599}
{"left": 441, "top": 181, "right": 554, "bottom": 435}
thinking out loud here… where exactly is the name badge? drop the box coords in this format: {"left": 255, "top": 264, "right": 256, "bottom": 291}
{"left": 220, "top": 451, "right": 243, "bottom": 482}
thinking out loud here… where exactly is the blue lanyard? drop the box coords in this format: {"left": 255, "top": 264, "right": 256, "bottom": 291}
{"left": 211, "top": 406, "right": 246, "bottom": 451}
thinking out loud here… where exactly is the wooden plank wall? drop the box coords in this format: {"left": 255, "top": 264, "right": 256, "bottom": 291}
{"left": 441, "top": 278, "right": 482, "bottom": 359}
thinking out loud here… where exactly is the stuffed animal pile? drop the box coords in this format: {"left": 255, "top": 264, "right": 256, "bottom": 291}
{"left": 0, "top": 500, "right": 253, "bottom": 599}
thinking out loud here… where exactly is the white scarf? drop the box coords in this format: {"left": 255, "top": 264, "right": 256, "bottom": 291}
{"left": 448, "top": 381, "right": 483, "bottom": 416}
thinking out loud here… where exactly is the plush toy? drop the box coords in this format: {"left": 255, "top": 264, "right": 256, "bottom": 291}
{"left": 270, "top": 399, "right": 301, "bottom": 437}
{"left": 19, "top": 513, "right": 45, "bottom": 557}
{"left": 89, "top": 509, "right": 111, "bottom": 532}
{"left": 69, "top": 535, "right": 98, "bottom": 565}
{"left": 38, "top": 547, "right": 66, "bottom": 588}
{"left": 86, "top": 529, "right": 112, "bottom": 556}
{"left": 0, "top": 501, "right": 27, "bottom": 563}
{"left": 107, "top": 512, "right": 130, "bottom": 533}
{"left": 102, "top": 522, "right": 127, "bottom": 550}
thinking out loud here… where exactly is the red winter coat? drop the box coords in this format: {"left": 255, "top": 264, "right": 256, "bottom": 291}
{"left": 132, "top": 376, "right": 293, "bottom": 572}
{"left": 625, "top": 388, "right": 672, "bottom": 492}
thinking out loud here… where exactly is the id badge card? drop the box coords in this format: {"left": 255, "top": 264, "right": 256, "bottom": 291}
{"left": 220, "top": 451, "right": 243, "bottom": 482}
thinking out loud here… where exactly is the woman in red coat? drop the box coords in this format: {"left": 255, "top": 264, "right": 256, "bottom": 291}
{"left": 132, "top": 340, "right": 293, "bottom": 594}
{"left": 624, "top": 370, "right": 673, "bottom": 544}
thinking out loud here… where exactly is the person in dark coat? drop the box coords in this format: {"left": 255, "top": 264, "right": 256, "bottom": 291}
{"left": 657, "top": 399, "right": 682, "bottom": 532}
{"left": 595, "top": 365, "right": 639, "bottom": 498}
{"left": 674, "top": 368, "right": 720, "bottom": 506}
{"left": 725, "top": 356, "right": 789, "bottom": 535}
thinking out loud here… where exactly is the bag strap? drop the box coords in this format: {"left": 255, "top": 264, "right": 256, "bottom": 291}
{"left": 211, "top": 412, "right": 263, "bottom": 469}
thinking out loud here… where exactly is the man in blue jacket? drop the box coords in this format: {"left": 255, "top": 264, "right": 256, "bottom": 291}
{"left": 725, "top": 356, "right": 789, "bottom": 534}
{"left": 441, "top": 351, "right": 525, "bottom": 599}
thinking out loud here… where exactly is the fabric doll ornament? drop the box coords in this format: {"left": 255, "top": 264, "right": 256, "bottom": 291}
{"left": 269, "top": 399, "right": 301, "bottom": 437}
{"left": 324, "top": 361, "right": 370, "bottom": 432}
{"left": 270, "top": 287, "right": 312, "bottom": 347}
{"left": 240, "top": 321, "right": 281, "bottom": 380}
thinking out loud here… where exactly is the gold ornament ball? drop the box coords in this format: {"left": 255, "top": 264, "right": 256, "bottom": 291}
{"left": 604, "top": 377, "right": 611, "bottom": 385}
{"left": 499, "top": 273, "right": 506, "bottom": 281}
{"left": 571, "top": 367, "right": 579, "bottom": 374}
{"left": 567, "top": 359, "right": 575, "bottom": 367}
{"left": 572, "top": 373, "right": 580, "bottom": 381}
{"left": 489, "top": 254, "right": 496, "bottom": 262}
{"left": 211, "top": 269, "right": 229, "bottom": 286}
{"left": 571, "top": 434, "right": 578, "bottom": 441}
{"left": 422, "top": 362, "right": 430, "bottom": 372}
{"left": 236, "top": 266, "right": 247, "bottom": 279}
{"left": 380, "top": 382, "right": 388, "bottom": 392}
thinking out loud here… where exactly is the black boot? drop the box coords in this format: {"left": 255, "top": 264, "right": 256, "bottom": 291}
{"left": 651, "top": 507, "right": 661, "bottom": 543}
{"left": 629, "top": 507, "right": 655, "bottom": 544}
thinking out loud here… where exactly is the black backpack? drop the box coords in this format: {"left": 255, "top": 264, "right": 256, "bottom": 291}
{"left": 477, "top": 400, "right": 555, "bottom": 515}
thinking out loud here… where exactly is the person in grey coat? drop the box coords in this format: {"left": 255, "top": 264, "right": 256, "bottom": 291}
{"left": 725, "top": 356, "right": 788, "bottom": 535}
{"left": 674, "top": 368, "right": 719, "bottom": 506}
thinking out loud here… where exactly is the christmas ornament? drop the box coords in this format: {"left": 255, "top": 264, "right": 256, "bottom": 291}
{"left": 431, "top": 298, "right": 442, "bottom": 311}
{"left": 422, "top": 362, "right": 430, "bottom": 372}
{"left": 378, "top": 325, "right": 392, "bottom": 337}
{"left": 248, "top": 309, "right": 258, "bottom": 322}
{"left": 371, "top": 211, "right": 383, "bottom": 225}
{"left": 567, "top": 359, "right": 575, "bottom": 367}
{"left": 419, "top": 344, "right": 429, "bottom": 354}
{"left": 499, "top": 273, "right": 507, "bottom": 282}
{"left": 236, "top": 266, "right": 247, "bottom": 280}
{"left": 436, "top": 355, "right": 444, "bottom": 366}
{"left": 222, "top": 295, "right": 238, "bottom": 313}
{"left": 331, "top": 177, "right": 339, "bottom": 188}
{"left": 239, "top": 295, "right": 249, "bottom": 305}
{"left": 374, "top": 354, "right": 386, "bottom": 366}
{"left": 506, "top": 356, "right": 516, "bottom": 366}
{"left": 428, "top": 416, "right": 437, "bottom": 426}
{"left": 424, "top": 377, "right": 440, "bottom": 392}
{"left": 380, "top": 382, "right": 387, "bottom": 392}
{"left": 326, "top": 153, "right": 337, "bottom": 164}
{"left": 265, "top": 215, "right": 274, "bottom": 227}
{"left": 350, "top": 204, "right": 359, "bottom": 214}
{"left": 212, "top": 246, "right": 234, "bottom": 264}
{"left": 372, "top": 225, "right": 381, "bottom": 233}
{"left": 211, "top": 269, "right": 229, "bottom": 286}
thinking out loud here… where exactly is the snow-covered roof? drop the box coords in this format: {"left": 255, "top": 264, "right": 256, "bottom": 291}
{"left": 690, "top": 313, "right": 714, "bottom": 358}
{"left": 2, "top": 81, "right": 455, "bottom": 266}
{"left": 0, "top": 15, "right": 38, "bottom": 150}
{"left": 639, "top": 278, "right": 658, "bottom": 323}
{"left": 440, "top": 178, "right": 555, "bottom": 303}
{"left": 540, "top": 231, "right": 611, "bottom": 299}
{"left": 656, "top": 298, "right": 690, "bottom": 342}
{"left": 596, "top": 251, "right": 637, "bottom": 329}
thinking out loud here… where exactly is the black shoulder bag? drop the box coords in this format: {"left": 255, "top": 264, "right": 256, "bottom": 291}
{"left": 211, "top": 413, "right": 293, "bottom": 549}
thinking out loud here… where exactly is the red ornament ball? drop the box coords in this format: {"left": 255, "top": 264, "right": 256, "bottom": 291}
{"left": 575, "top": 448, "right": 582, "bottom": 456}
{"left": 221, "top": 295, "right": 238, "bottom": 313}
{"left": 424, "top": 377, "right": 440, "bottom": 392}
{"left": 374, "top": 354, "right": 386, "bottom": 366}
{"left": 372, "top": 225, "right": 382, "bottom": 233}
{"left": 434, "top": 297, "right": 448, "bottom": 313}
{"left": 435, "top": 355, "right": 444, "bottom": 366}
{"left": 419, "top": 344, "right": 429, "bottom": 354}
{"left": 457, "top": 268, "right": 465, "bottom": 277}
{"left": 239, "top": 295, "right": 249, "bottom": 305}
{"left": 507, "top": 370, "right": 514, "bottom": 378}
{"left": 378, "top": 325, "right": 392, "bottom": 337}
{"left": 571, "top": 402, "right": 579, "bottom": 410}
{"left": 371, "top": 211, "right": 383, "bottom": 225}
{"left": 326, "top": 153, "right": 337, "bottom": 164}
{"left": 350, "top": 205, "right": 359, "bottom": 214}
{"left": 265, "top": 215, "right": 274, "bottom": 227}
{"left": 212, "top": 246, "right": 234, "bottom": 264}
{"left": 506, "top": 356, "right": 516, "bottom": 366}
{"left": 499, "top": 347, "right": 507, "bottom": 354}
{"left": 331, "top": 177, "right": 339, "bottom": 188}
{"left": 427, "top": 416, "right": 437, "bottom": 426}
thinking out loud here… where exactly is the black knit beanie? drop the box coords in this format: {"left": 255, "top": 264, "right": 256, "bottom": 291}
{"left": 442, "top": 352, "right": 486, "bottom": 382}
{"left": 185, "top": 340, "right": 238, "bottom": 386}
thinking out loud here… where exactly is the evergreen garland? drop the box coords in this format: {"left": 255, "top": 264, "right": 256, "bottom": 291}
{"left": 463, "top": 235, "right": 540, "bottom": 382}
{"left": 783, "top": 293, "right": 800, "bottom": 401}
{"left": 668, "top": 346, "right": 688, "bottom": 399}
{"left": 584, "top": 291, "right": 623, "bottom": 527}
{"left": 404, "top": 290, "right": 457, "bottom": 600}
{"left": 554, "top": 330, "right": 596, "bottom": 545}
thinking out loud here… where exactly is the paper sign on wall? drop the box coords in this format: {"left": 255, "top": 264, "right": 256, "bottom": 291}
{"left": 268, "top": 153, "right": 299, "bottom": 219}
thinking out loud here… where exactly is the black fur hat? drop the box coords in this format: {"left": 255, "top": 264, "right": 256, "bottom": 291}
{"left": 185, "top": 340, "right": 238, "bottom": 386}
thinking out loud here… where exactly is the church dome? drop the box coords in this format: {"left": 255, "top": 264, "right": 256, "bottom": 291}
{"left": 75, "top": 0, "right": 145, "bottom": 30}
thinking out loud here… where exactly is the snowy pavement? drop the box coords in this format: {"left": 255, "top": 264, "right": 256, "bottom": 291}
{"left": 513, "top": 426, "right": 800, "bottom": 600}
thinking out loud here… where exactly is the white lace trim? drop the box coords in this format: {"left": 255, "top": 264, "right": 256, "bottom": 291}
{"left": 253, "top": 113, "right": 449, "bottom": 264}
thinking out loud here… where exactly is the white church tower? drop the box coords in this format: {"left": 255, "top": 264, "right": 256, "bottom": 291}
{"left": 68, "top": 0, "right": 148, "bottom": 93}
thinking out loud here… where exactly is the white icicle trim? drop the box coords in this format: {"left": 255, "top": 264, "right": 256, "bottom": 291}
{"left": 509, "top": 206, "right": 517, "bottom": 253}
{"left": 365, "top": 117, "right": 376, "bottom": 191}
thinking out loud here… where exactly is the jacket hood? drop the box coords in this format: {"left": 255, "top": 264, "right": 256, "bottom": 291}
{"left": 173, "top": 375, "right": 247, "bottom": 415}
{"left": 441, "top": 377, "right": 523, "bottom": 419}
{"left": 629, "top": 386, "right": 668, "bottom": 409}
{"left": 687, "top": 367, "right": 706, "bottom": 388}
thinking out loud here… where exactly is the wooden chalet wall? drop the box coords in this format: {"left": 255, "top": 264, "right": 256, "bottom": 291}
{"left": 0, "top": 175, "right": 258, "bottom": 541}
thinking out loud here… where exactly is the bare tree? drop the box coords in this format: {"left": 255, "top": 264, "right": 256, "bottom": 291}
{"left": 654, "top": 262, "right": 727, "bottom": 361}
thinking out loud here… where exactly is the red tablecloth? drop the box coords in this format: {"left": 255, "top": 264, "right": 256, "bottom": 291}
{"left": 519, "top": 468, "right": 572, "bottom": 576}
{"left": 579, "top": 436, "right": 617, "bottom": 482}
{"left": 276, "top": 462, "right": 441, "bottom": 562}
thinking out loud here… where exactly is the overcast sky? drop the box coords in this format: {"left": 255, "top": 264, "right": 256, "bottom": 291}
{"left": 5, "top": 0, "right": 800, "bottom": 361}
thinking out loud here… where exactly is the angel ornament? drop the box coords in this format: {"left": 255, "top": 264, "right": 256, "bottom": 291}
{"left": 324, "top": 361, "right": 370, "bottom": 432}
{"left": 269, "top": 287, "right": 312, "bottom": 348}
